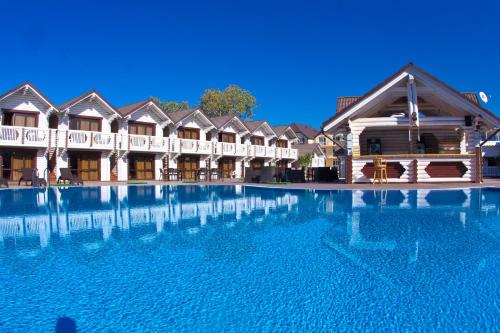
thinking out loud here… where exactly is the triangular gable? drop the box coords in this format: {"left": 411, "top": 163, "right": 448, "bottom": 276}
{"left": 170, "top": 108, "right": 216, "bottom": 130}
{"left": 0, "top": 82, "right": 58, "bottom": 112}
{"left": 323, "top": 63, "right": 499, "bottom": 131}
{"left": 219, "top": 116, "right": 249, "bottom": 135}
{"left": 245, "top": 120, "right": 276, "bottom": 138}
{"left": 58, "top": 90, "right": 121, "bottom": 119}
{"left": 273, "top": 126, "right": 299, "bottom": 142}
{"left": 118, "top": 98, "right": 173, "bottom": 127}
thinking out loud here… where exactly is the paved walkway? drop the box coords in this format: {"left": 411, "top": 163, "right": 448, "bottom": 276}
{"left": 8, "top": 178, "right": 497, "bottom": 190}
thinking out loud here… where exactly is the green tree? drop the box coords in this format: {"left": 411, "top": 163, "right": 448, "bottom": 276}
{"left": 297, "top": 153, "right": 313, "bottom": 168}
{"left": 151, "top": 97, "right": 189, "bottom": 113}
{"left": 200, "top": 84, "right": 257, "bottom": 119}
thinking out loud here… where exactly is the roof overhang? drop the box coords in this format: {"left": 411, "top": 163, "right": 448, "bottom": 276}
{"left": 251, "top": 122, "right": 277, "bottom": 139}
{"left": 220, "top": 116, "right": 250, "bottom": 135}
{"left": 177, "top": 109, "right": 216, "bottom": 131}
{"left": 0, "top": 82, "right": 58, "bottom": 113}
{"left": 60, "top": 91, "right": 121, "bottom": 120}
{"left": 323, "top": 64, "right": 499, "bottom": 132}
{"left": 124, "top": 100, "right": 173, "bottom": 127}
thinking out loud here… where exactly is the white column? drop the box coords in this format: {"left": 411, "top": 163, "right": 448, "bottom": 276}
{"left": 101, "top": 154, "right": 110, "bottom": 181}
{"left": 117, "top": 154, "right": 128, "bottom": 181}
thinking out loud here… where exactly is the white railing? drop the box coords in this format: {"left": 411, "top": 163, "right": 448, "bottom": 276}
{"left": 265, "top": 146, "right": 276, "bottom": 158}
{"left": 0, "top": 125, "right": 49, "bottom": 147}
{"left": 235, "top": 144, "right": 247, "bottom": 156}
{"left": 0, "top": 125, "right": 299, "bottom": 160}
{"left": 253, "top": 145, "right": 266, "bottom": 157}
{"left": 127, "top": 135, "right": 169, "bottom": 152}
{"left": 178, "top": 138, "right": 213, "bottom": 154}
{"left": 65, "top": 130, "right": 114, "bottom": 150}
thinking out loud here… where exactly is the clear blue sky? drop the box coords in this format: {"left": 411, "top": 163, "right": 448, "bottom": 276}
{"left": 1, "top": 0, "right": 498, "bottom": 128}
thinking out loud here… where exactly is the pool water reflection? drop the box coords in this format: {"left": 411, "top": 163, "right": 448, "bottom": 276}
{"left": 0, "top": 185, "right": 498, "bottom": 332}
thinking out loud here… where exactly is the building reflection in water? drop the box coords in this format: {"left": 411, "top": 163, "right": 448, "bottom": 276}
{"left": 0, "top": 185, "right": 300, "bottom": 254}
{"left": 320, "top": 188, "right": 499, "bottom": 288}
{"left": 0, "top": 186, "right": 497, "bottom": 268}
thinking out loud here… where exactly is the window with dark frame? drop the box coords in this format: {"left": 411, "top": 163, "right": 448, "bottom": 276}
{"left": 251, "top": 136, "right": 265, "bottom": 145}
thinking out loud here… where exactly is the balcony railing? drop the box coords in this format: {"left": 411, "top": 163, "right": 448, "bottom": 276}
{"left": 0, "top": 125, "right": 298, "bottom": 159}
{"left": 65, "top": 130, "right": 114, "bottom": 150}
{"left": 0, "top": 126, "right": 49, "bottom": 147}
{"left": 128, "top": 134, "right": 168, "bottom": 152}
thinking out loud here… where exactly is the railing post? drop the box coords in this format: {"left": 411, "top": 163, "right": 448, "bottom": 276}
{"left": 475, "top": 146, "right": 482, "bottom": 183}
{"left": 21, "top": 128, "right": 25, "bottom": 144}
{"left": 346, "top": 155, "right": 353, "bottom": 184}
{"left": 412, "top": 159, "right": 418, "bottom": 183}
{"left": 90, "top": 132, "right": 93, "bottom": 147}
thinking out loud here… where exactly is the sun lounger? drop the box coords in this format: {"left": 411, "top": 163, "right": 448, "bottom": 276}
{"left": 58, "top": 168, "right": 83, "bottom": 185}
{"left": 18, "top": 168, "right": 47, "bottom": 187}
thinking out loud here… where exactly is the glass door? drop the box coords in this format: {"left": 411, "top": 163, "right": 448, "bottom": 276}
{"left": 178, "top": 156, "right": 199, "bottom": 180}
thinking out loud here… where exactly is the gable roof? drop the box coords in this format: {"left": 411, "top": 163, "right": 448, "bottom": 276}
{"left": 168, "top": 108, "right": 197, "bottom": 123}
{"left": 117, "top": 98, "right": 172, "bottom": 123}
{"left": 210, "top": 115, "right": 236, "bottom": 128}
{"left": 292, "top": 143, "right": 325, "bottom": 157}
{"left": 245, "top": 120, "right": 277, "bottom": 138}
{"left": 210, "top": 115, "right": 249, "bottom": 134}
{"left": 58, "top": 90, "right": 120, "bottom": 117}
{"left": 168, "top": 108, "right": 216, "bottom": 129}
{"left": 272, "top": 125, "right": 298, "bottom": 141}
{"left": 323, "top": 63, "right": 499, "bottom": 130}
{"left": 335, "top": 93, "right": 482, "bottom": 115}
{"left": 290, "top": 123, "right": 318, "bottom": 139}
{"left": 0, "top": 81, "right": 58, "bottom": 111}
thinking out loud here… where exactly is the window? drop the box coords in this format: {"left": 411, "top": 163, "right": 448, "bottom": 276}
{"left": 276, "top": 139, "right": 288, "bottom": 148}
{"left": 2, "top": 111, "right": 37, "bottom": 127}
{"left": 251, "top": 136, "right": 264, "bottom": 145}
{"left": 219, "top": 132, "right": 236, "bottom": 143}
{"left": 70, "top": 116, "right": 101, "bottom": 132}
{"left": 367, "top": 138, "right": 381, "bottom": 155}
{"left": 177, "top": 127, "right": 200, "bottom": 140}
{"left": 129, "top": 122, "right": 155, "bottom": 136}
{"left": 319, "top": 136, "right": 326, "bottom": 145}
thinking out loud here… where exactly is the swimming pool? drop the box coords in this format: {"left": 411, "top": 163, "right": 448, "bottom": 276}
{"left": 0, "top": 185, "right": 498, "bottom": 332}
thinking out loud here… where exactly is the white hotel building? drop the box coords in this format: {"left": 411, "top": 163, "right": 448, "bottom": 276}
{"left": 0, "top": 83, "right": 298, "bottom": 182}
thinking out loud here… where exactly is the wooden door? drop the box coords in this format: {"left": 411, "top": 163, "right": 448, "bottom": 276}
{"left": 219, "top": 158, "right": 235, "bottom": 178}
{"left": 78, "top": 154, "right": 100, "bottom": 181}
{"left": 11, "top": 153, "right": 34, "bottom": 181}
{"left": 134, "top": 156, "right": 154, "bottom": 180}
{"left": 178, "top": 156, "right": 199, "bottom": 180}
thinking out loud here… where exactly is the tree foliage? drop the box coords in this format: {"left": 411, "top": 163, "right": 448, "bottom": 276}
{"left": 297, "top": 153, "right": 313, "bottom": 168}
{"left": 151, "top": 97, "right": 189, "bottom": 113}
{"left": 200, "top": 84, "right": 257, "bottom": 119}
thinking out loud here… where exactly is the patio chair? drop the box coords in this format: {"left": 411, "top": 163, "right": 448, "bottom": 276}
{"left": 372, "top": 158, "right": 388, "bottom": 184}
{"left": 167, "top": 168, "right": 182, "bottom": 181}
{"left": 159, "top": 168, "right": 168, "bottom": 181}
{"left": 18, "top": 168, "right": 47, "bottom": 187}
{"left": 58, "top": 168, "right": 84, "bottom": 185}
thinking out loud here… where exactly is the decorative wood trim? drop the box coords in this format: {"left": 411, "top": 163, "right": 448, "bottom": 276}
{"left": 412, "top": 159, "right": 418, "bottom": 183}
{"left": 354, "top": 153, "right": 475, "bottom": 159}
{"left": 475, "top": 146, "right": 482, "bottom": 183}
{"left": 346, "top": 155, "right": 353, "bottom": 184}
{"left": 424, "top": 161, "right": 468, "bottom": 178}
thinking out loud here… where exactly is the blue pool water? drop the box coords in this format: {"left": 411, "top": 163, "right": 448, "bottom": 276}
{"left": 0, "top": 185, "right": 498, "bottom": 332}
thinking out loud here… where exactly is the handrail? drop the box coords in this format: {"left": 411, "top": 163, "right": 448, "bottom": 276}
{"left": 354, "top": 153, "right": 476, "bottom": 159}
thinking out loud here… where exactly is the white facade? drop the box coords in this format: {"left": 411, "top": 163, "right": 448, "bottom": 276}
{"left": 0, "top": 84, "right": 298, "bottom": 183}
